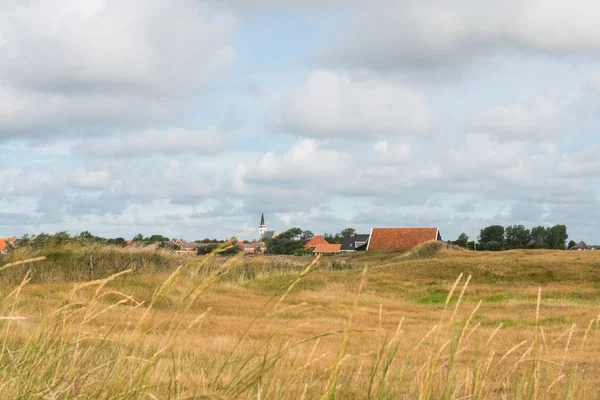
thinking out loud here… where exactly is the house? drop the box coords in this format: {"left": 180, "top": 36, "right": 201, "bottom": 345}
{"left": 0, "top": 237, "right": 16, "bottom": 254}
{"left": 570, "top": 241, "right": 593, "bottom": 251}
{"left": 238, "top": 243, "right": 260, "bottom": 254}
{"left": 305, "top": 235, "right": 329, "bottom": 250}
{"left": 313, "top": 243, "right": 341, "bottom": 256}
{"left": 340, "top": 234, "right": 370, "bottom": 252}
{"left": 366, "top": 228, "right": 441, "bottom": 251}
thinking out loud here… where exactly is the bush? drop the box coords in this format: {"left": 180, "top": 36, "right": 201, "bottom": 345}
{"left": 484, "top": 241, "right": 503, "bottom": 251}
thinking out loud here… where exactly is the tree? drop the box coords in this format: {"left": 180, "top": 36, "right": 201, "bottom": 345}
{"left": 322, "top": 233, "right": 339, "bottom": 244}
{"left": 479, "top": 225, "right": 505, "bottom": 248}
{"left": 132, "top": 234, "right": 144, "bottom": 242}
{"left": 147, "top": 234, "right": 170, "bottom": 243}
{"left": 546, "top": 225, "right": 568, "bottom": 250}
{"left": 323, "top": 228, "right": 356, "bottom": 244}
{"left": 505, "top": 225, "right": 531, "bottom": 249}
{"left": 53, "top": 231, "right": 72, "bottom": 245}
{"left": 107, "top": 237, "right": 127, "bottom": 247}
{"left": 568, "top": 240, "right": 577, "bottom": 249}
{"left": 530, "top": 226, "right": 547, "bottom": 248}
{"left": 267, "top": 228, "right": 305, "bottom": 254}
{"left": 78, "top": 231, "right": 94, "bottom": 239}
{"left": 340, "top": 228, "right": 356, "bottom": 238}
{"left": 484, "top": 241, "right": 503, "bottom": 251}
{"left": 300, "top": 230, "right": 314, "bottom": 244}
{"left": 453, "top": 233, "right": 469, "bottom": 248}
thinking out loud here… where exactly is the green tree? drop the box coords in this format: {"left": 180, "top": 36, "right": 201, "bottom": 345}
{"left": 530, "top": 226, "right": 547, "bottom": 248}
{"left": 568, "top": 240, "right": 577, "bottom": 249}
{"left": 546, "top": 225, "right": 568, "bottom": 250}
{"left": 107, "top": 237, "right": 127, "bottom": 247}
{"left": 267, "top": 228, "right": 304, "bottom": 254}
{"left": 132, "top": 234, "right": 144, "bottom": 242}
{"left": 78, "top": 231, "right": 94, "bottom": 239}
{"left": 484, "top": 241, "right": 503, "bottom": 251}
{"left": 300, "top": 230, "right": 315, "bottom": 244}
{"left": 147, "top": 234, "right": 170, "bottom": 243}
{"left": 479, "top": 225, "right": 505, "bottom": 248}
{"left": 453, "top": 233, "right": 469, "bottom": 248}
{"left": 322, "top": 233, "right": 339, "bottom": 244}
{"left": 53, "top": 231, "right": 72, "bottom": 245}
{"left": 505, "top": 225, "right": 531, "bottom": 249}
{"left": 340, "top": 228, "right": 356, "bottom": 238}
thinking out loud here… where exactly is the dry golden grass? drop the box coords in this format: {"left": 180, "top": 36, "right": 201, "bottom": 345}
{"left": 2, "top": 246, "right": 600, "bottom": 398}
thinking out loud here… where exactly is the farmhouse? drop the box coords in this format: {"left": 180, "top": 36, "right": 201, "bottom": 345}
{"left": 340, "top": 233, "right": 370, "bottom": 252}
{"left": 313, "top": 243, "right": 341, "bottom": 255}
{"left": 305, "top": 235, "right": 329, "bottom": 250}
{"left": 570, "top": 241, "right": 593, "bottom": 251}
{"left": 366, "top": 228, "right": 441, "bottom": 251}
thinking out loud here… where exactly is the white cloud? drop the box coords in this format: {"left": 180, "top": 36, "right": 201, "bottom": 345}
{"left": 471, "top": 97, "right": 561, "bottom": 140}
{"left": 558, "top": 145, "right": 600, "bottom": 177}
{"left": 373, "top": 141, "right": 388, "bottom": 153}
{"left": 0, "top": 0, "right": 239, "bottom": 138}
{"left": 325, "top": 0, "right": 600, "bottom": 73}
{"left": 282, "top": 71, "right": 432, "bottom": 137}
{"left": 69, "top": 167, "right": 110, "bottom": 189}
{"left": 71, "top": 128, "right": 224, "bottom": 157}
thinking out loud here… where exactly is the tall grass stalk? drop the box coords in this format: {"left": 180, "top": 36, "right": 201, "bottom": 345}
{"left": 0, "top": 249, "right": 595, "bottom": 398}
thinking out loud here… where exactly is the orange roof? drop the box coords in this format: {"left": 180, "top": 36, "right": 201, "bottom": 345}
{"left": 0, "top": 240, "right": 6, "bottom": 252}
{"left": 305, "top": 235, "right": 329, "bottom": 249}
{"left": 313, "top": 243, "right": 341, "bottom": 253}
{"left": 367, "top": 228, "right": 439, "bottom": 251}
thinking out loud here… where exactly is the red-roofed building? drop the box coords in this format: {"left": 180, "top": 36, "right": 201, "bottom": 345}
{"left": 313, "top": 243, "right": 341, "bottom": 255}
{"left": 366, "top": 228, "right": 441, "bottom": 252}
{"left": 305, "top": 235, "right": 329, "bottom": 250}
{"left": 0, "top": 237, "right": 16, "bottom": 253}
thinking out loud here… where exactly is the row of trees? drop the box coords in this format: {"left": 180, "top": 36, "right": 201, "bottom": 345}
{"left": 452, "top": 224, "right": 569, "bottom": 251}
{"left": 16, "top": 231, "right": 130, "bottom": 248}
{"left": 14, "top": 232, "right": 174, "bottom": 249}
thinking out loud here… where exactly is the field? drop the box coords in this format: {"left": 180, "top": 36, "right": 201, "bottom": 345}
{"left": 1, "top": 243, "right": 600, "bottom": 398}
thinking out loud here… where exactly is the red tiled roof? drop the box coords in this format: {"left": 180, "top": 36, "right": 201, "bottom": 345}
{"left": 313, "top": 243, "right": 341, "bottom": 253}
{"left": 367, "top": 228, "right": 439, "bottom": 251}
{"left": 305, "top": 235, "right": 329, "bottom": 249}
{"left": 0, "top": 240, "right": 6, "bottom": 252}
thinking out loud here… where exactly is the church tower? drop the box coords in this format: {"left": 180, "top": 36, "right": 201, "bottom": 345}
{"left": 258, "top": 213, "right": 267, "bottom": 241}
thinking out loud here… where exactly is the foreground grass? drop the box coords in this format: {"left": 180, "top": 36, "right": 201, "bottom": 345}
{"left": 1, "top": 246, "right": 600, "bottom": 398}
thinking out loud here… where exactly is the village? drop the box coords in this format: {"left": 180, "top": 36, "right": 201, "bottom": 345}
{"left": 2, "top": 213, "right": 594, "bottom": 256}
{"left": 166, "top": 213, "right": 443, "bottom": 256}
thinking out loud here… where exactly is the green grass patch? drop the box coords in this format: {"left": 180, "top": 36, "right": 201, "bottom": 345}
{"left": 417, "top": 294, "right": 449, "bottom": 305}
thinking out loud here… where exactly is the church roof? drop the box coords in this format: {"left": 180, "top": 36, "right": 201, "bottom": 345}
{"left": 260, "top": 213, "right": 265, "bottom": 226}
{"left": 262, "top": 231, "right": 276, "bottom": 240}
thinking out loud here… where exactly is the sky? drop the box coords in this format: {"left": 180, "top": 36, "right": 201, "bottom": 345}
{"left": 1, "top": 0, "right": 600, "bottom": 243}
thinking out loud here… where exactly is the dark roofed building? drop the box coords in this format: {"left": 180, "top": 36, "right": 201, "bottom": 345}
{"left": 340, "top": 234, "right": 370, "bottom": 252}
{"left": 570, "top": 241, "right": 593, "bottom": 251}
{"left": 367, "top": 228, "right": 441, "bottom": 251}
{"left": 261, "top": 231, "right": 277, "bottom": 240}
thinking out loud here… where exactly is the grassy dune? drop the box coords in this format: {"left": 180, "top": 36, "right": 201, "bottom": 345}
{"left": 1, "top": 244, "right": 600, "bottom": 398}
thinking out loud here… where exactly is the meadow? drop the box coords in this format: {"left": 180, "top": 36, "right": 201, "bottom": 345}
{"left": 1, "top": 243, "right": 600, "bottom": 398}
